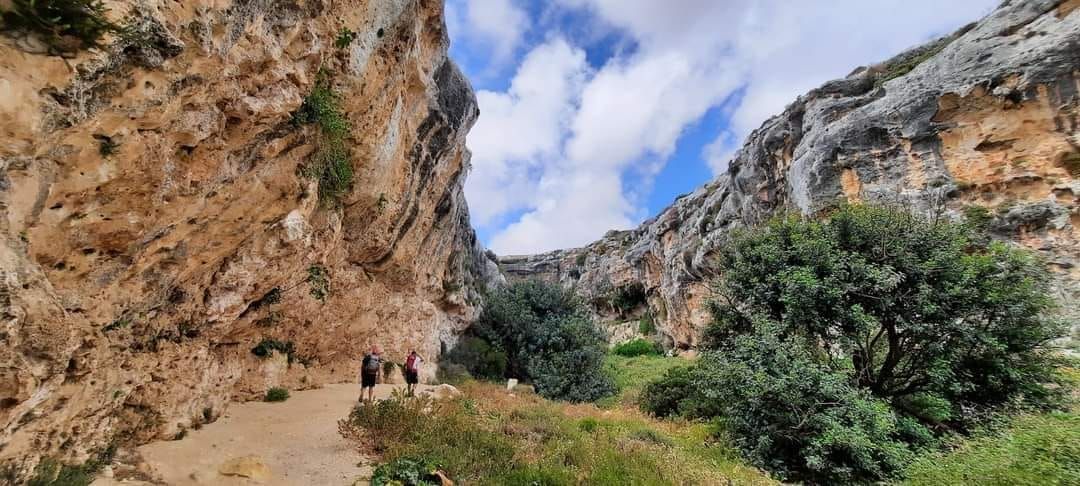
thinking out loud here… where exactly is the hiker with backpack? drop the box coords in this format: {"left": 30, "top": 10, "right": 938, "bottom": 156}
{"left": 404, "top": 350, "right": 426, "bottom": 396}
{"left": 359, "top": 345, "right": 382, "bottom": 403}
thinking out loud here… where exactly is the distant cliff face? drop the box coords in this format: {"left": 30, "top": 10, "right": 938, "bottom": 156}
{"left": 0, "top": 0, "right": 500, "bottom": 474}
{"left": 500, "top": 0, "right": 1080, "bottom": 351}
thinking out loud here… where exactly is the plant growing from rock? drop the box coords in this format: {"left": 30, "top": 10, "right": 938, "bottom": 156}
{"left": 2, "top": 0, "right": 123, "bottom": 53}
{"left": 293, "top": 70, "right": 354, "bottom": 206}
{"left": 251, "top": 339, "right": 295, "bottom": 363}
{"left": 307, "top": 265, "right": 329, "bottom": 301}
{"left": 334, "top": 27, "right": 356, "bottom": 49}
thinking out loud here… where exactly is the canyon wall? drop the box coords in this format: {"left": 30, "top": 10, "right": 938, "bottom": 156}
{"left": 0, "top": 0, "right": 500, "bottom": 476}
{"left": 501, "top": 0, "right": 1080, "bottom": 351}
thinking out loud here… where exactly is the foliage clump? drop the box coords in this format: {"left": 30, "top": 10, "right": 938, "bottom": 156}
{"left": 371, "top": 456, "right": 442, "bottom": 486}
{"left": 612, "top": 338, "right": 660, "bottom": 357}
{"left": 441, "top": 336, "right": 506, "bottom": 381}
{"left": 307, "top": 265, "right": 329, "bottom": 301}
{"left": 265, "top": 387, "right": 290, "bottom": 402}
{"left": 643, "top": 204, "right": 1067, "bottom": 483}
{"left": 455, "top": 280, "right": 614, "bottom": 402}
{"left": 334, "top": 27, "right": 356, "bottom": 49}
{"left": 27, "top": 444, "right": 115, "bottom": 486}
{"left": 2, "top": 0, "right": 123, "bottom": 53}
{"left": 292, "top": 70, "right": 353, "bottom": 206}
{"left": 251, "top": 339, "right": 296, "bottom": 362}
{"left": 637, "top": 313, "right": 656, "bottom": 335}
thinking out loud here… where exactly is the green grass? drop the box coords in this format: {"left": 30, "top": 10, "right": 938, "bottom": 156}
{"left": 904, "top": 410, "right": 1080, "bottom": 485}
{"left": 27, "top": 444, "right": 115, "bottom": 486}
{"left": 339, "top": 383, "right": 775, "bottom": 485}
{"left": 601, "top": 354, "right": 690, "bottom": 408}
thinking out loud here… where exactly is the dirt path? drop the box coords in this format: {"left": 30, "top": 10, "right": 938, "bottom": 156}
{"left": 93, "top": 383, "right": 434, "bottom": 486}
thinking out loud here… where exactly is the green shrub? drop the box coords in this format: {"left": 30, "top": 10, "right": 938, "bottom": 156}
{"left": 27, "top": 444, "right": 115, "bottom": 486}
{"left": 2, "top": 0, "right": 123, "bottom": 53}
{"left": 251, "top": 339, "right": 295, "bottom": 362}
{"left": 334, "top": 27, "right": 356, "bottom": 49}
{"left": 638, "top": 313, "right": 656, "bottom": 335}
{"left": 692, "top": 203, "right": 1068, "bottom": 482}
{"left": 612, "top": 338, "right": 659, "bottom": 357}
{"left": 292, "top": 70, "right": 354, "bottom": 206}
{"left": 265, "top": 387, "right": 289, "bottom": 402}
{"left": 307, "top": 265, "right": 329, "bottom": 301}
{"left": 442, "top": 336, "right": 506, "bottom": 380}
{"left": 578, "top": 418, "right": 599, "bottom": 433}
{"left": 95, "top": 134, "right": 118, "bottom": 157}
{"left": 436, "top": 363, "right": 472, "bottom": 385}
{"left": 472, "top": 281, "right": 614, "bottom": 402}
{"left": 639, "top": 366, "right": 695, "bottom": 418}
{"left": 371, "top": 456, "right": 441, "bottom": 486}
{"left": 575, "top": 252, "right": 587, "bottom": 266}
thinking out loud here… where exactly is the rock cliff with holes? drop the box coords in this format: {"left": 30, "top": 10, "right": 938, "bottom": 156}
{"left": 500, "top": 0, "right": 1080, "bottom": 352}
{"left": 0, "top": 0, "right": 501, "bottom": 476}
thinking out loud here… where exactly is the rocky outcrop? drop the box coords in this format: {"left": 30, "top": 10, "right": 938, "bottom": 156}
{"left": 0, "top": 0, "right": 499, "bottom": 477}
{"left": 501, "top": 0, "right": 1080, "bottom": 350}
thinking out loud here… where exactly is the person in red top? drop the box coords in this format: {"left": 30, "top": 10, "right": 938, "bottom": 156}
{"left": 404, "top": 350, "right": 426, "bottom": 396}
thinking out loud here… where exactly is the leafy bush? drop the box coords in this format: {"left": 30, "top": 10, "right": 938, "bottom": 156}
{"left": 681, "top": 203, "right": 1068, "bottom": 482}
{"left": 334, "top": 27, "right": 356, "bottom": 49}
{"left": 472, "top": 281, "right": 614, "bottom": 402}
{"left": 307, "top": 265, "right": 329, "bottom": 301}
{"left": 709, "top": 204, "right": 1066, "bottom": 422}
{"left": 292, "top": 70, "right": 354, "bottom": 206}
{"left": 251, "top": 339, "right": 295, "bottom": 362}
{"left": 526, "top": 315, "right": 615, "bottom": 402}
{"left": 2, "top": 0, "right": 123, "bottom": 53}
{"left": 442, "top": 336, "right": 506, "bottom": 380}
{"left": 638, "top": 313, "right": 656, "bottom": 335}
{"left": 265, "top": 387, "right": 289, "bottom": 402}
{"left": 27, "top": 444, "right": 115, "bottom": 486}
{"left": 639, "top": 366, "right": 695, "bottom": 419}
{"left": 612, "top": 338, "right": 659, "bottom": 357}
{"left": 694, "top": 324, "right": 917, "bottom": 483}
{"left": 436, "top": 363, "right": 472, "bottom": 385}
{"left": 371, "top": 456, "right": 441, "bottom": 486}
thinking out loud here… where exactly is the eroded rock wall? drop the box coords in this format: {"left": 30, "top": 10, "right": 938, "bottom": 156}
{"left": 501, "top": 0, "right": 1080, "bottom": 351}
{"left": 0, "top": 0, "right": 499, "bottom": 475}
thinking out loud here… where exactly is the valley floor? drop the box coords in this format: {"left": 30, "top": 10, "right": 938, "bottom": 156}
{"left": 92, "top": 384, "right": 432, "bottom": 486}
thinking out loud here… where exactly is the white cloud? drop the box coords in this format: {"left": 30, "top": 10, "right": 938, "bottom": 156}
{"left": 464, "top": 39, "right": 588, "bottom": 227}
{"left": 446, "top": 0, "right": 530, "bottom": 67}
{"left": 459, "top": 0, "right": 999, "bottom": 254}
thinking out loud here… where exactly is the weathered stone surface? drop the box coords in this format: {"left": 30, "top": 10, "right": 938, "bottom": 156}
{"left": 0, "top": 0, "right": 500, "bottom": 478}
{"left": 501, "top": 0, "right": 1080, "bottom": 350}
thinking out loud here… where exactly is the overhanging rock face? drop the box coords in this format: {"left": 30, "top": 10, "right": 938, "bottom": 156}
{"left": 499, "top": 0, "right": 1080, "bottom": 350}
{"left": 0, "top": 0, "right": 501, "bottom": 476}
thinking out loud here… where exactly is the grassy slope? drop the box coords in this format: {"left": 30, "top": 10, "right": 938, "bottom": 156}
{"left": 345, "top": 355, "right": 1078, "bottom": 485}
{"left": 904, "top": 410, "right": 1080, "bottom": 485}
{"left": 343, "top": 354, "right": 774, "bottom": 485}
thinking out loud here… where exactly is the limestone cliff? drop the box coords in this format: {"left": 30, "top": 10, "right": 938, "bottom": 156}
{"left": 500, "top": 0, "right": 1080, "bottom": 351}
{"left": 0, "top": 0, "right": 499, "bottom": 476}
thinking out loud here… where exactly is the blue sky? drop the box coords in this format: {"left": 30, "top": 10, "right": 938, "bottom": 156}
{"left": 445, "top": 0, "right": 997, "bottom": 254}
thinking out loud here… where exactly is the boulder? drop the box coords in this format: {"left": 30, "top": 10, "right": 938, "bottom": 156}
{"left": 219, "top": 455, "right": 272, "bottom": 482}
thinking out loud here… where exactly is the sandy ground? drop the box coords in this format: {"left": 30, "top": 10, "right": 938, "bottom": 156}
{"left": 92, "top": 383, "right": 434, "bottom": 486}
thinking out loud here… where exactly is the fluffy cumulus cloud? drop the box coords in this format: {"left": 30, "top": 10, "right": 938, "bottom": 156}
{"left": 455, "top": 0, "right": 997, "bottom": 254}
